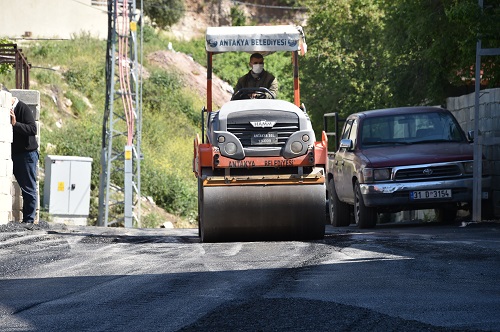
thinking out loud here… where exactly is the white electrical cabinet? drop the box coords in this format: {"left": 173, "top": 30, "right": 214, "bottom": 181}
{"left": 43, "top": 155, "right": 93, "bottom": 216}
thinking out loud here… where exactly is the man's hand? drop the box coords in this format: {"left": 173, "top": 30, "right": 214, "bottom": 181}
{"left": 10, "top": 109, "right": 16, "bottom": 126}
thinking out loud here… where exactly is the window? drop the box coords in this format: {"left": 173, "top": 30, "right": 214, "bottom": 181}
{"left": 341, "top": 120, "right": 353, "bottom": 140}
{"left": 361, "top": 112, "right": 465, "bottom": 145}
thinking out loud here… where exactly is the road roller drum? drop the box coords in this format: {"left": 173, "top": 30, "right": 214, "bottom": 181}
{"left": 200, "top": 183, "right": 326, "bottom": 242}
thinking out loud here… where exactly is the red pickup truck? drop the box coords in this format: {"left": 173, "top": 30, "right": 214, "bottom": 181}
{"left": 325, "top": 106, "right": 492, "bottom": 228}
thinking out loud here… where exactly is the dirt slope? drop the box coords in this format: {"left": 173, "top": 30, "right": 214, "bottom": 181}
{"left": 148, "top": 50, "right": 233, "bottom": 108}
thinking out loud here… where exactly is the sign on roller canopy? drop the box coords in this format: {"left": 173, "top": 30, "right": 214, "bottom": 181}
{"left": 205, "top": 25, "right": 307, "bottom": 54}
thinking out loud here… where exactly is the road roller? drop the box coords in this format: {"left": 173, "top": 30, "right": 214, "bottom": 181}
{"left": 193, "top": 25, "right": 328, "bottom": 242}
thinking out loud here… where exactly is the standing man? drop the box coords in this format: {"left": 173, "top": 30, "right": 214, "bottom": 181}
{"left": 234, "top": 53, "right": 278, "bottom": 99}
{"left": 10, "top": 94, "right": 39, "bottom": 230}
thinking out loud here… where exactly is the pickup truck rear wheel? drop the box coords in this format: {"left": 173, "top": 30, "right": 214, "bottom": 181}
{"left": 328, "top": 178, "right": 351, "bottom": 227}
{"left": 354, "top": 181, "right": 377, "bottom": 229}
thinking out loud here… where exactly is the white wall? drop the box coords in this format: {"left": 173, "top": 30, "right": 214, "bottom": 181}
{"left": 0, "top": 0, "right": 108, "bottom": 39}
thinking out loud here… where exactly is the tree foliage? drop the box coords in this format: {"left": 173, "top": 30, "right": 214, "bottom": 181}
{"left": 230, "top": 5, "right": 247, "bottom": 26}
{"left": 302, "top": 0, "right": 391, "bottom": 130}
{"left": 382, "top": 0, "right": 484, "bottom": 106}
{"left": 0, "top": 39, "right": 13, "bottom": 75}
{"left": 301, "top": 0, "right": 499, "bottom": 131}
{"left": 139, "top": 0, "right": 185, "bottom": 30}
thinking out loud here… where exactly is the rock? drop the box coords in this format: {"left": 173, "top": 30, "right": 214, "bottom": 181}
{"left": 161, "top": 221, "right": 174, "bottom": 229}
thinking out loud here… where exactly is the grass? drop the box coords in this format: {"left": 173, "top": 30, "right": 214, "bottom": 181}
{"left": 2, "top": 31, "right": 201, "bottom": 227}
{"left": 1, "top": 26, "right": 301, "bottom": 227}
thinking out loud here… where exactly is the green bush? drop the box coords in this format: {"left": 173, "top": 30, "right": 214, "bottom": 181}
{"left": 230, "top": 6, "right": 247, "bottom": 26}
{"left": 31, "top": 42, "right": 60, "bottom": 59}
{"left": 64, "top": 62, "right": 105, "bottom": 100}
{"left": 33, "top": 69, "right": 59, "bottom": 86}
{"left": 143, "top": 70, "right": 201, "bottom": 125}
{"left": 0, "top": 39, "right": 13, "bottom": 75}
{"left": 64, "top": 91, "right": 87, "bottom": 116}
{"left": 141, "top": 162, "right": 197, "bottom": 217}
{"left": 141, "top": 0, "right": 185, "bottom": 30}
{"left": 141, "top": 24, "right": 158, "bottom": 44}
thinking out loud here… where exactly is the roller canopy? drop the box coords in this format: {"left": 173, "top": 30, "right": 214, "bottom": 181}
{"left": 205, "top": 25, "right": 307, "bottom": 54}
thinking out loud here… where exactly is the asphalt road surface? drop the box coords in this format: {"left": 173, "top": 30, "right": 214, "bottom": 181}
{"left": 1, "top": 221, "right": 499, "bottom": 332}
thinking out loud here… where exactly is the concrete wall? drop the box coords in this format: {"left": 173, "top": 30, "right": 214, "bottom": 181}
{"left": 0, "top": 0, "right": 108, "bottom": 39}
{"left": 446, "top": 88, "right": 500, "bottom": 217}
{"left": 0, "top": 90, "right": 40, "bottom": 225}
{"left": 0, "top": 91, "right": 13, "bottom": 224}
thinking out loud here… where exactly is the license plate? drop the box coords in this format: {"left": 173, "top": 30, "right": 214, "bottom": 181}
{"left": 410, "top": 189, "right": 452, "bottom": 200}
{"left": 251, "top": 132, "right": 278, "bottom": 145}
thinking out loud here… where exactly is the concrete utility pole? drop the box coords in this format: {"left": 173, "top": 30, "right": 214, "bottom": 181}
{"left": 472, "top": 0, "right": 500, "bottom": 222}
{"left": 98, "top": 0, "right": 143, "bottom": 228}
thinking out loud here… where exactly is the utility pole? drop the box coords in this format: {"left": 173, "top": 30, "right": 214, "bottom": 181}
{"left": 472, "top": 0, "right": 500, "bottom": 222}
{"left": 98, "top": 0, "right": 143, "bottom": 227}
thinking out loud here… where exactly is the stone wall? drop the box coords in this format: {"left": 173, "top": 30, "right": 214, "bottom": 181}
{"left": 446, "top": 88, "right": 500, "bottom": 217}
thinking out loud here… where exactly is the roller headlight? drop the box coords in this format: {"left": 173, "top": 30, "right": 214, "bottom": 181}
{"left": 225, "top": 142, "right": 237, "bottom": 155}
{"left": 218, "top": 135, "right": 225, "bottom": 143}
{"left": 302, "top": 134, "right": 310, "bottom": 142}
{"left": 291, "top": 141, "right": 303, "bottom": 154}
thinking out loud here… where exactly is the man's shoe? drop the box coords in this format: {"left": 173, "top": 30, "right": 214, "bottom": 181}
{"left": 20, "top": 222, "right": 34, "bottom": 230}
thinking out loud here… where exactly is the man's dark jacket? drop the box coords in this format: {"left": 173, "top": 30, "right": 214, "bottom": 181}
{"left": 12, "top": 100, "right": 38, "bottom": 155}
{"left": 235, "top": 69, "right": 278, "bottom": 98}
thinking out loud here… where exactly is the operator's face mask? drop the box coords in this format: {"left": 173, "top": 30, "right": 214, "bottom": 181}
{"left": 251, "top": 63, "right": 264, "bottom": 74}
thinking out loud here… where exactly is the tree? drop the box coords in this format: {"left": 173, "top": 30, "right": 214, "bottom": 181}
{"left": 301, "top": 0, "right": 499, "bottom": 130}
{"left": 382, "top": 0, "right": 486, "bottom": 106}
{"left": 139, "top": 0, "right": 185, "bottom": 30}
{"left": 301, "top": 0, "right": 390, "bottom": 132}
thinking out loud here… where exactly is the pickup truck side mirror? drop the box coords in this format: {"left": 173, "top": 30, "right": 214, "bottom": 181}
{"left": 467, "top": 130, "right": 474, "bottom": 142}
{"left": 339, "top": 138, "right": 353, "bottom": 151}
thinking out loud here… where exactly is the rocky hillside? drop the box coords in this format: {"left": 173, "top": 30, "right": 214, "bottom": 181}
{"left": 169, "top": 0, "right": 308, "bottom": 40}
{"left": 148, "top": 50, "right": 233, "bottom": 108}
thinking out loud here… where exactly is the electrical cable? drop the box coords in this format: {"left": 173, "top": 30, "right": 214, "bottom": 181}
{"left": 116, "top": 0, "right": 135, "bottom": 146}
